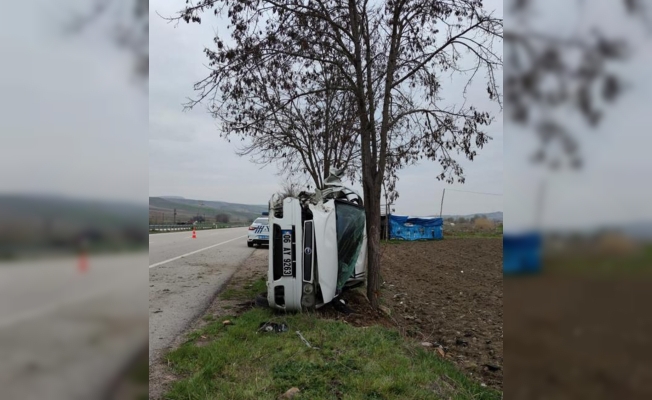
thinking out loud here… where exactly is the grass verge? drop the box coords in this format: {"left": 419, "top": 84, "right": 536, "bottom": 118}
{"left": 219, "top": 276, "right": 267, "bottom": 300}
{"left": 383, "top": 233, "right": 502, "bottom": 244}
{"left": 164, "top": 307, "right": 500, "bottom": 400}
{"left": 543, "top": 244, "right": 652, "bottom": 276}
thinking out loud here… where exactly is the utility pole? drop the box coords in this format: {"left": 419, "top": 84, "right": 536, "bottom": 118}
{"left": 439, "top": 189, "right": 446, "bottom": 218}
{"left": 173, "top": 208, "right": 177, "bottom": 225}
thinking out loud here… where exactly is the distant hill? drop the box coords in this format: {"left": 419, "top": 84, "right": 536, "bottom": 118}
{"left": 0, "top": 195, "right": 148, "bottom": 258}
{"left": 149, "top": 197, "right": 267, "bottom": 224}
{"left": 620, "top": 221, "right": 652, "bottom": 240}
{"left": 543, "top": 221, "right": 652, "bottom": 243}
{"left": 0, "top": 195, "right": 147, "bottom": 228}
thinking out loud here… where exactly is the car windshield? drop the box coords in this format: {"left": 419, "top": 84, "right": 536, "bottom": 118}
{"left": 254, "top": 218, "right": 268, "bottom": 225}
{"left": 334, "top": 201, "right": 366, "bottom": 289}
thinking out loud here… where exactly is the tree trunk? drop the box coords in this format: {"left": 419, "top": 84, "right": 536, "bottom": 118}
{"left": 364, "top": 180, "right": 382, "bottom": 309}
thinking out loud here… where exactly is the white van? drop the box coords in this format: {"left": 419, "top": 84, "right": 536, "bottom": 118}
{"left": 266, "top": 171, "right": 367, "bottom": 311}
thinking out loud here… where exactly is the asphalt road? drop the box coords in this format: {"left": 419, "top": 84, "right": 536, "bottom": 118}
{"left": 0, "top": 252, "right": 149, "bottom": 400}
{"left": 149, "top": 227, "right": 257, "bottom": 364}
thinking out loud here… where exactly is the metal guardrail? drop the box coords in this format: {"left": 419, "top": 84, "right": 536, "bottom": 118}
{"left": 149, "top": 224, "right": 247, "bottom": 232}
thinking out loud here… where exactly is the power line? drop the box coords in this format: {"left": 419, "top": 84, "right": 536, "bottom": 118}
{"left": 444, "top": 188, "right": 503, "bottom": 196}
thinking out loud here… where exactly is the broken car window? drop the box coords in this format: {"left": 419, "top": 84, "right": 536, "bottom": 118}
{"left": 335, "top": 201, "right": 366, "bottom": 290}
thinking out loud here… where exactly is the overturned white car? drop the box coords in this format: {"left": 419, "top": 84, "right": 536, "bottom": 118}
{"left": 267, "top": 170, "right": 367, "bottom": 311}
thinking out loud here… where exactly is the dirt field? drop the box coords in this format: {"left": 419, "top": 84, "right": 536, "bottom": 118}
{"left": 319, "top": 239, "right": 503, "bottom": 389}
{"left": 379, "top": 239, "right": 503, "bottom": 388}
{"left": 504, "top": 267, "right": 652, "bottom": 399}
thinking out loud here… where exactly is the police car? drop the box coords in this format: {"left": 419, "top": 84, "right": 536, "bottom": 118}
{"left": 247, "top": 215, "right": 270, "bottom": 247}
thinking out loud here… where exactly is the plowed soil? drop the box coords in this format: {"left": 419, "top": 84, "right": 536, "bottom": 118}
{"left": 319, "top": 239, "right": 503, "bottom": 390}
{"left": 379, "top": 239, "right": 503, "bottom": 389}
{"left": 504, "top": 268, "right": 652, "bottom": 399}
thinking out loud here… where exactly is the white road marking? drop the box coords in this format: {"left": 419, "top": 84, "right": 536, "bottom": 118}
{"left": 148, "top": 235, "right": 248, "bottom": 269}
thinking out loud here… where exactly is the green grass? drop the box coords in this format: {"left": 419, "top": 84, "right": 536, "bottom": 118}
{"left": 220, "top": 276, "right": 267, "bottom": 300}
{"left": 164, "top": 308, "right": 500, "bottom": 400}
{"left": 383, "top": 233, "right": 502, "bottom": 244}
{"left": 544, "top": 244, "right": 652, "bottom": 276}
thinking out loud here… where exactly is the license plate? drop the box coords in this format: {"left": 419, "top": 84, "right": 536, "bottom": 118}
{"left": 259, "top": 235, "right": 269, "bottom": 240}
{"left": 281, "top": 229, "right": 293, "bottom": 276}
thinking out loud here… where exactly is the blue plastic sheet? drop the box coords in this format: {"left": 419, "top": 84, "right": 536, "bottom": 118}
{"left": 503, "top": 233, "right": 542, "bottom": 274}
{"left": 389, "top": 215, "right": 443, "bottom": 241}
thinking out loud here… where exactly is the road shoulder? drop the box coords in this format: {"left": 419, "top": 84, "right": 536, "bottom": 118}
{"left": 149, "top": 248, "right": 269, "bottom": 400}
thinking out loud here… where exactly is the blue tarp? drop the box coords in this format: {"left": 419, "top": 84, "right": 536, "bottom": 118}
{"left": 389, "top": 215, "right": 443, "bottom": 241}
{"left": 503, "top": 233, "right": 542, "bottom": 274}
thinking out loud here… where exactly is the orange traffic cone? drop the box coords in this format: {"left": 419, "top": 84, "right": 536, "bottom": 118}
{"left": 192, "top": 227, "right": 197, "bottom": 239}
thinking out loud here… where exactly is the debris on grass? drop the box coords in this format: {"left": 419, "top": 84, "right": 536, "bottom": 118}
{"left": 296, "top": 330, "right": 318, "bottom": 349}
{"left": 163, "top": 308, "right": 500, "bottom": 400}
{"left": 332, "top": 298, "right": 353, "bottom": 314}
{"left": 279, "top": 387, "right": 300, "bottom": 399}
{"left": 258, "top": 322, "right": 288, "bottom": 333}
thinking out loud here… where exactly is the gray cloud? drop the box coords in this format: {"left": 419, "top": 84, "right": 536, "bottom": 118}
{"left": 0, "top": 0, "right": 147, "bottom": 204}
{"left": 504, "top": 0, "right": 652, "bottom": 231}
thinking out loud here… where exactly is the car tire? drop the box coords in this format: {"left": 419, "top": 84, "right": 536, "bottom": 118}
{"left": 247, "top": 242, "right": 253, "bottom": 247}
{"left": 255, "top": 293, "right": 269, "bottom": 308}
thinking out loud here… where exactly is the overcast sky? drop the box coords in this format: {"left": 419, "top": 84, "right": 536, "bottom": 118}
{"left": 0, "top": 0, "right": 148, "bottom": 204}
{"left": 4, "top": 0, "right": 650, "bottom": 230}
{"left": 504, "top": 0, "right": 652, "bottom": 231}
{"left": 149, "top": 0, "right": 504, "bottom": 217}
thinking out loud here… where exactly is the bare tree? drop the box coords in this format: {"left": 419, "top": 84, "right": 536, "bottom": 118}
{"left": 176, "top": 0, "right": 502, "bottom": 308}
{"left": 207, "top": 58, "right": 362, "bottom": 189}
{"left": 279, "top": 180, "right": 304, "bottom": 199}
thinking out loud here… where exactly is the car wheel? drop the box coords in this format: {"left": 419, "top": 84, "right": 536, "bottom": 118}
{"left": 255, "top": 293, "right": 269, "bottom": 308}
{"left": 247, "top": 242, "right": 253, "bottom": 247}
